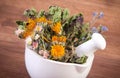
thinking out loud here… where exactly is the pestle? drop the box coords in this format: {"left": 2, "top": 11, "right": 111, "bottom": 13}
{"left": 75, "top": 33, "right": 106, "bottom": 57}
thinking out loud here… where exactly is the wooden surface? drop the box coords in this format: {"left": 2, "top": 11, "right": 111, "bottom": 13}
{"left": 0, "top": 0, "right": 120, "bottom": 78}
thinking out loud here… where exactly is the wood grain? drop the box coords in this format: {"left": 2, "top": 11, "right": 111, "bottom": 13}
{"left": 0, "top": 0, "right": 120, "bottom": 78}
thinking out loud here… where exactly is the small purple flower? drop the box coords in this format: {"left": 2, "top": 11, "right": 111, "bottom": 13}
{"left": 93, "top": 12, "right": 98, "bottom": 17}
{"left": 101, "top": 26, "right": 108, "bottom": 32}
{"left": 77, "top": 16, "right": 84, "bottom": 25}
{"left": 98, "top": 12, "right": 104, "bottom": 19}
{"left": 91, "top": 27, "right": 98, "bottom": 33}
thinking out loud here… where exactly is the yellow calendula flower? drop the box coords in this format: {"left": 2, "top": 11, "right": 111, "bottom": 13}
{"left": 47, "top": 20, "right": 52, "bottom": 24}
{"left": 51, "top": 45, "right": 65, "bottom": 59}
{"left": 21, "top": 19, "right": 36, "bottom": 39}
{"left": 22, "top": 30, "right": 32, "bottom": 39}
{"left": 52, "top": 36, "right": 66, "bottom": 42}
{"left": 52, "top": 36, "right": 58, "bottom": 41}
{"left": 58, "top": 36, "right": 66, "bottom": 42}
{"left": 52, "top": 22, "right": 61, "bottom": 34}
{"left": 62, "top": 37, "right": 67, "bottom": 42}
{"left": 36, "top": 17, "right": 48, "bottom": 23}
{"left": 26, "top": 19, "right": 36, "bottom": 31}
{"left": 35, "top": 17, "right": 52, "bottom": 24}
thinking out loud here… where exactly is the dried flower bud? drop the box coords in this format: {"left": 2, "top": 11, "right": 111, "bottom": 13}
{"left": 35, "top": 34, "right": 40, "bottom": 40}
{"left": 15, "top": 29, "right": 24, "bottom": 36}
{"left": 39, "top": 50, "right": 44, "bottom": 55}
{"left": 43, "top": 51, "right": 49, "bottom": 59}
{"left": 32, "top": 41, "right": 38, "bottom": 50}
{"left": 25, "top": 36, "right": 32, "bottom": 45}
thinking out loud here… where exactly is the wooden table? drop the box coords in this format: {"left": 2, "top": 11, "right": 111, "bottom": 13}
{"left": 0, "top": 0, "right": 120, "bottom": 78}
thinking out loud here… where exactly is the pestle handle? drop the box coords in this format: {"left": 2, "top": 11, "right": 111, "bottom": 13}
{"left": 92, "top": 33, "right": 106, "bottom": 50}
{"left": 75, "top": 33, "right": 106, "bottom": 57}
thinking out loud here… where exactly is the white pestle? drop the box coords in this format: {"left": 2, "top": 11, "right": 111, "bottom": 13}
{"left": 75, "top": 33, "right": 106, "bottom": 57}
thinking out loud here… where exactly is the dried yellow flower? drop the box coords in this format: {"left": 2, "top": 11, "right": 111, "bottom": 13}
{"left": 52, "top": 36, "right": 66, "bottom": 43}
{"left": 22, "top": 30, "right": 32, "bottom": 38}
{"left": 58, "top": 36, "right": 66, "bottom": 42}
{"left": 36, "top": 17, "right": 48, "bottom": 23}
{"left": 52, "top": 22, "right": 61, "bottom": 34}
{"left": 26, "top": 19, "right": 36, "bottom": 31}
{"left": 51, "top": 45, "right": 65, "bottom": 59}
{"left": 52, "top": 36, "right": 58, "bottom": 42}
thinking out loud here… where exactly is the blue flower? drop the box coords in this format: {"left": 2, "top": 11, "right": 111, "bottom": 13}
{"left": 101, "top": 26, "right": 108, "bottom": 32}
{"left": 93, "top": 12, "right": 98, "bottom": 17}
{"left": 91, "top": 27, "right": 98, "bottom": 33}
{"left": 98, "top": 12, "right": 104, "bottom": 19}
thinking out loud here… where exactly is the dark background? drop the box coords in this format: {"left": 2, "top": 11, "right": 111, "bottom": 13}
{"left": 0, "top": 0, "right": 120, "bottom": 78}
